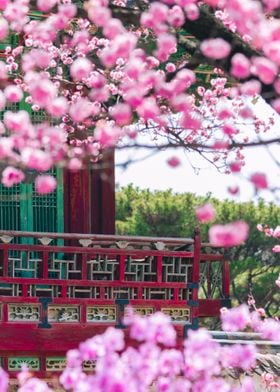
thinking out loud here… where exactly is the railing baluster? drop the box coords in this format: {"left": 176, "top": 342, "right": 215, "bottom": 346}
{"left": 222, "top": 260, "right": 230, "bottom": 299}
{"left": 119, "top": 254, "right": 125, "bottom": 282}
{"left": 191, "top": 229, "right": 201, "bottom": 330}
{"left": 156, "top": 255, "right": 162, "bottom": 283}
{"left": 42, "top": 250, "right": 48, "bottom": 279}
{"left": 207, "top": 262, "right": 212, "bottom": 298}
{"left": 2, "top": 248, "right": 8, "bottom": 277}
{"left": 81, "top": 253, "right": 87, "bottom": 280}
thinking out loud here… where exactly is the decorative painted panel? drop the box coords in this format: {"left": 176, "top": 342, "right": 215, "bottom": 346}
{"left": 87, "top": 306, "right": 117, "bottom": 322}
{"left": 161, "top": 307, "right": 191, "bottom": 324}
{"left": 8, "top": 357, "right": 40, "bottom": 371}
{"left": 83, "top": 361, "right": 96, "bottom": 371}
{"left": 46, "top": 357, "right": 66, "bottom": 372}
{"left": 45, "top": 357, "right": 96, "bottom": 372}
{"left": 48, "top": 305, "right": 80, "bottom": 322}
{"left": 126, "top": 307, "right": 154, "bottom": 317}
{"left": 8, "top": 304, "right": 40, "bottom": 321}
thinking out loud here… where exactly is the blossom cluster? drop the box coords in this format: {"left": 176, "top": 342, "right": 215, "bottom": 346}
{"left": 0, "top": 0, "right": 278, "bottom": 193}
{"left": 0, "top": 306, "right": 278, "bottom": 391}
{"left": 257, "top": 224, "right": 280, "bottom": 253}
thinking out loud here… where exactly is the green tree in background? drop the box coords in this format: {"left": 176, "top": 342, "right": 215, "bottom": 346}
{"left": 116, "top": 185, "right": 280, "bottom": 316}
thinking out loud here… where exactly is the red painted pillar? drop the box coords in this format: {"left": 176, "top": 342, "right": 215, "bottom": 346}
{"left": 64, "top": 169, "right": 91, "bottom": 234}
{"left": 64, "top": 149, "right": 115, "bottom": 234}
{"left": 90, "top": 149, "right": 115, "bottom": 234}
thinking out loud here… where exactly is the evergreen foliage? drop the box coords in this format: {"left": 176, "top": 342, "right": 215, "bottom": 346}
{"left": 116, "top": 185, "right": 280, "bottom": 316}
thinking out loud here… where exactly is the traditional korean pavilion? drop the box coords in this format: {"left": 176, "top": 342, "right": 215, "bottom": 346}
{"left": 0, "top": 12, "right": 230, "bottom": 378}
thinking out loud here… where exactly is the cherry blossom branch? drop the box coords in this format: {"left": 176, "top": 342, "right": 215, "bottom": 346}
{"left": 116, "top": 137, "right": 280, "bottom": 150}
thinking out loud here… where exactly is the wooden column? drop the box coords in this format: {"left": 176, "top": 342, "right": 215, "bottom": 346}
{"left": 64, "top": 149, "right": 115, "bottom": 234}
{"left": 90, "top": 149, "right": 115, "bottom": 234}
{"left": 63, "top": 169, "right": 91, "bottom": 234}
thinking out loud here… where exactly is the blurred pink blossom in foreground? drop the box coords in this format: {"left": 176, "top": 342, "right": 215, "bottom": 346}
{"left": 35, "top": 175, "right": 57, "bottom": 194}
{"left": 0, "top": 305, "right": 278, "bottom": 391}
{"left": 195, "top": 203, "right": 216, "bottom": 223}
{"left": 209, "top": 221, "right": 249, "bottom": 247}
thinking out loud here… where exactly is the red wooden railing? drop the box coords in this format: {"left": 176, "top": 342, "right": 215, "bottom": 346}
{"left": 0, "top": 230, "right": 230, "bottom": 376}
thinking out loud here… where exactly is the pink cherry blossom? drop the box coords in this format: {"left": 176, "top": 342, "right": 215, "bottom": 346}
{"left": 69, "top": 98, "right": 93, "bottom": 122}
{"left": 221, "top": 304, "right": 251, "bottom": 332}
{"left": 250, "top": 172, "right": 268, "bottom": 189}
{"left": 110, "top": 103, "right": 132, "bottom": 126}
{"left": 184, "top": 4, "right": 199, "bottom": 21}
{"left": 21, "top": 148, "right": 52, "bottom": 172}
{"left": 273, "top": 226, "right": 280, "bottom": 238}
{"left": 0, "top": 368, "right": 8, "bottom": 392}
{"left": 67, "top": 158, "right": 83, "bottom": 172}
{"left": 103, "top": 18, "right": 125, "bottom": 39}
{"left": 47, "top": 96, "right": 68, "bottom": 118}
{"left": 154, "top": 33, "right": 177, "bottom": 61}
{"left": 0, "top": 0, "right": 8, "bottom": 10}
{"left": 272, "top": 245, "right": 280, "bottom": 253}
{"left": 240, "top": 80, "right": 261, "bottom": 96}
{"left": 167, "top": 5, "right": 185, "bottom": 27}
{"left": 264, "top": 41, "right": 280, "bottom": 65}
{"left": 4, "top": 85, "right": 23, "bottom": 103}
{"left": 37, "top": 0, "right": 56, "bottom": 12}
{"left": 18, "top": 377, "right": 53, "bottom": 392}
{"left": 167, "top": 156, "right": 181, "bottom": 168}
{"left": 88, "top": 6, "right": 111, "bottom": 27}
{"left": 165, "top": 62, "right": 176, "bottom": 73}
{"left": 251, "top": 57, "right": 278, "bottom": 84}
{"left": 231, "top": 53, "right": 251, "bottom": 79}
{"left": 200, "top": 38, "right": 231, "bottom": 59}
{"left": 222, "top": 123, "right": 238, "bottom": 136}
{"left": 196, "top": 203, "right": 216, "bottom": 223}
{"left": 230, "top": 160, "right": 243, "bottom": 173}
{"left": 209, "top": 220, "right": 249, "bottom": 247}
{"left": 29, "top": 79, "right": 57, "bottom": 108}
{"left": 271, "top": 98, "right": 280, "bottom": 113}
{"left": 257, "top": 318, "right": 280, "bottom": 341}
{"left": 262, "top": 372, "right": 274, "bottom": 384}
{"left": 137, "top": 97, "right": 160, "bottom": 121}
{"left": 35, "top": 174, "right": 57, "bottom": 194}
{"left": 183, "top": 328, "right": 221, "bottom": 377}
{"left": 0, "top": 17, "right": 9, "bottom": 40}
{"left": 223, "top": 344, "right": 256, "bottom": 371}
{"left": 94, "top": 122, "right": 122, "bottom": 148}
{"left": 70, "top": 57, "right": 92, "bottom": 81}
{"left": 1, "top": 166, "right": 25, "bottom": 187}
{"left": 227, "top": 185, "right": 239, "bottom": 195}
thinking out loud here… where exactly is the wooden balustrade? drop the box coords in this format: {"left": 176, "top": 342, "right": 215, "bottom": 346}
{"left": 0, "top": 230, "right": 230, "bottom": 376}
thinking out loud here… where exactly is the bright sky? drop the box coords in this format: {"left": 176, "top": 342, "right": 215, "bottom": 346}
{"left": 115, "top": 98, "right": 280, "bottom": 203}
